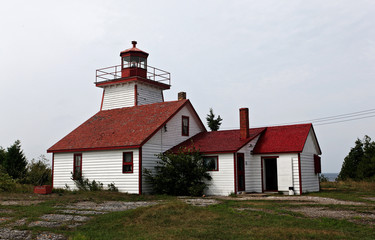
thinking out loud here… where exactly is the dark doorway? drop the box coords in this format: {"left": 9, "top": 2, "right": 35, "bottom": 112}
{"left": 237, "top": 153, "right": 245, "bottom": 192}
{"left": 264, "top": 158, "right": 278, "bottom": 191}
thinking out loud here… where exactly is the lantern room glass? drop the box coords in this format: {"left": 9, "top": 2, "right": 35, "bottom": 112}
{"left": 122, "top": 56, "right": 147, "bottom": 69}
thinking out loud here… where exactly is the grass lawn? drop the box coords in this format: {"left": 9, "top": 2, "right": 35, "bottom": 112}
{"left": 0, "top": 182, "right": 374, "bottom": 240}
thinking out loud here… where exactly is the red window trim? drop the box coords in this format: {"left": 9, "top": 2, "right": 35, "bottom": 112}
{"left": 203, "top": 156, "right": 219, "bottom": 171}
{"left": 73, "top": 153, "right": 82, "bottom": 180}
{"left": 182, "top": 115, "right": 189, "bottom": 136}
{"left": 123, "top": 152, "right": 133, "bottom": 173}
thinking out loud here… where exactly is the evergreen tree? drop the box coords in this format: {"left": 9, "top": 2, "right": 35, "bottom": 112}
{"left": 338, "top": 135, "right": 375, "bottom": 181}
{"left": 3, "top": 140, "right": 27, "bottom": 180}
{"left": 0, "top": 147, "right": 5, "bottom": 169}
{"left": 356, "top": 136, "right": 375, "bottom": 179}
{"left": 206, "top": 108, "right": 223, "bottom": 131}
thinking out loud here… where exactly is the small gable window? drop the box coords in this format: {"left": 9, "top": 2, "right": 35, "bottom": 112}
{"left": 314, "top": 154, "right": 321, "bottom": 174}
{"left": 73, "top": 153, "right": 82, "bottom": 180}
{"left": 123, "top": 152, "right": 133, "bottom": 173}
{"left": 203, "top": 156, "right": 218, "bottom": 171}
{"left": 182, "top": 116, "right": 189, "bottom": 136}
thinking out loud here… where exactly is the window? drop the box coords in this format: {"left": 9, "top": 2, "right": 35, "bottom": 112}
{"left": 182, "top": 116, "right": 189, "bottom": 136}
{"left": 123, "top": 152, "right": 133, "bottom": 173}
{"left": 73, "top": 153, "right": 82, "bottom": 180}
{"left": 203, "top": 156, "right": 218, "bottom": 171}
{"left": 314, "top": 154, "right": 321, "bottom": 174}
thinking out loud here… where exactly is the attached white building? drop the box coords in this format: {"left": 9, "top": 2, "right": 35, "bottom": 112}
{"left": 171, "top": 108, "right": 322, "bottom": 195}
{"left": 48, "top": 42, "right": 322, "bottom": 195}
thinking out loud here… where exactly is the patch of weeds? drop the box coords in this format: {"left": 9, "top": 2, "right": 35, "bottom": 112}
{"left": 107, "top": 182, "right": 118, "bottom": 192}
{"left": 228, "top": 192, "right": 237, "bottom": 197}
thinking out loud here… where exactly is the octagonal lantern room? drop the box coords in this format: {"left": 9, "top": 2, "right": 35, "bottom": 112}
{"left": 120, "top": 41, "right": 149, "bottom": 78}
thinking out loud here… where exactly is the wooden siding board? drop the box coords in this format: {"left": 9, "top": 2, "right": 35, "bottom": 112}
{"left": 53, "top": 149, "right": 140, "bottom": 193}
{"left": 102, "top": 83, "right": 135, "bottom": 110}
{"left": 142, "top": 104, "right": 206, "bottom": 194}
{"left": 137, "top": 83, "right": 163, "bottom": 106}
{"left": 300, "top": 130, "right": 320, "bottom": 193}
{"left": 204, "top": 153, "right": 235, "bottom": 196}
{"left": 241, "top": 136, "right": 262, "bottom": 193}
{"left": 292, "top": 157, "right": 301, "bottom": 195}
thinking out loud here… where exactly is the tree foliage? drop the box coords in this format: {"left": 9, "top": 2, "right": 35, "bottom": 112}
{"left": 144, "top": 148, "right": 212, "bottom": 196}
{"left": 338, "top": 135, "right": 375, "bottom": 181}
{"left": 2, "top": 140, "right": 27, "bottom": 180}
{"left": 206, "top": 108, "right": 223, "bottom": 131}
{"left": 25, "top": 155, "right": 52, "bottom": 186}
{"left": 0, "top": 147, "right": 5, "bottom": 167}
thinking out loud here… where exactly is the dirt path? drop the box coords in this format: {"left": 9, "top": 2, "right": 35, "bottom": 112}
{"left": 0, "top": 200, "right": 158, "bottom": 240}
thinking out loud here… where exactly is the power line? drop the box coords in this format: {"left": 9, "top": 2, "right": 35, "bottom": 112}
{"left": 218, "top": 107, "right": 375, "bottom": 129}
{"left": 314, "top": 114, "right": 375, "bottom": 126}
{"left": 271, "top": 108, "right": 375, "bottom": 125}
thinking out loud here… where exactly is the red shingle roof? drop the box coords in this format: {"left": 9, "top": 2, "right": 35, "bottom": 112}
{"left": 170, "top": 123, "right": 314, "bottom": 154}
{"left": 252, "top": 123, "right": 312, "bottom": 154}
{"left": 48, "top": 100, "right": 192, "bottom": 153}
{"left": 169, "top": 128, "right": 266, "bottom": 153}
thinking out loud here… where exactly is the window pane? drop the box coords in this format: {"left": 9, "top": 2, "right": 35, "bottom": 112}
{"left": 182, "top": 116, "right": 189, "bottom": 136}
{"left": 123, "top": 153, "right": 132, "bottom": 163}
{"left": 123, "top": 165, "right": 132, "bottom": 172}
{"left": 204, "top": 157, "right": 217, "bottom": 171}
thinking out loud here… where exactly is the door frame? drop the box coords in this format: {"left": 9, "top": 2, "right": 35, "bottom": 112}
{"left": 261, "top": 156, "right": 279, "bottom": 192}
{"left": 237, "top": 153, "right": 245, "bottom": 192}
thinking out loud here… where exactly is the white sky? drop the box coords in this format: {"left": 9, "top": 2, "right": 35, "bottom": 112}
{"left": 0, "top": 0, "right": 374, "bottom": 173}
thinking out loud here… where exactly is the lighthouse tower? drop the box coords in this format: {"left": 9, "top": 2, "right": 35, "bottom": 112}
{"left": 95, "top": 41, "right": 171, "bottom": 110}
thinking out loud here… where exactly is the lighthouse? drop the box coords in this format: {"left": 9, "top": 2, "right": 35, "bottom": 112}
{"left": 95, "top": 41, "right": 171, "bottom": 110}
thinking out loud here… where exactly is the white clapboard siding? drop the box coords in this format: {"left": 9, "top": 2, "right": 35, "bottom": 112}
{"left": 142, "top": 104, "right": 206, "bottom": 193}
{"left": 300, "top": 129, "right": 320, "bottom": 193}
{"left": 101, "top": 83, "right": 135, "bottom": 110}
{"left": 292, "top": 156, "right": 301, "bottom": 195}
{"left": 137, "top": 83, "right": 163, "bottom": 106}
{"left": 240, "top": 136, "right": 262, "bottom": 193}
{"left": 54, "top": 149, "right": 139, "bottom": 194}
{"left": 204, "top": 153, "right": 235, "bottom": 196}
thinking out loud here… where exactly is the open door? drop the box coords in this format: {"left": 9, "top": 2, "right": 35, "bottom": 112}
{"left": 237, "top": 153, "right": 245, "bottom": 192}
{"left": 263, "top": 158, "right": 278, "bottom": 191}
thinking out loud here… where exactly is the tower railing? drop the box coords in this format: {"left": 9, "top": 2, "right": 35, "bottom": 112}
{"left": 95, "top": 64, "right": 171, "bottom": 85}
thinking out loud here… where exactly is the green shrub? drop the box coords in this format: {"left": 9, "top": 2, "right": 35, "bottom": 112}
{"left": 144, "top": 147, "right": 212, "bottom": 196}
{"left": 25, "top": 155, "right": 52, "bottom": 186}
{"left": 107, "top": 182, "right": 118, "bottom": 192}
{"left": 0, "top": 172, "right": 17, "bottom": 192}
{"left": 72, "top": 174, "right": 103, "bottom": 191}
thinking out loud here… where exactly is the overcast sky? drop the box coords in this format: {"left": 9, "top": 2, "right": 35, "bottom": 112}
{"left": 1, "top": 0, "right": 374, "bottom": 173}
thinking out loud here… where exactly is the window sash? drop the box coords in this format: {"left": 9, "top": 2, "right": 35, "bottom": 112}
{"left": 73, "top": 154, "right": 82, "bottom": 179}
{"left": 123, "top": 152, "right": 133, "bottom": 173}
{"left": 203, "top": 156, "right": 218, "bottom": 171}
{"left": 182, "top": 116, "right": 189, "bottom": 136}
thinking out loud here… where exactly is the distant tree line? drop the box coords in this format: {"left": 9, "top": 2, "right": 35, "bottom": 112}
{"left": 338, "top": 135, "right": 375, "bottom": 181}
{"left": 0, "top": 140, "right": 51, "bottom": 191}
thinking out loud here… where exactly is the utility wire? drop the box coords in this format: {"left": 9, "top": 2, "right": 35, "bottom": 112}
{"left": 219, "top": 108, "right": 375, "bottom": 129}
{"left": 271, "top": 108, "right": 375, "bottom": 125}
{"left": 314, "top": 114, "right": 375, "bottom": 126}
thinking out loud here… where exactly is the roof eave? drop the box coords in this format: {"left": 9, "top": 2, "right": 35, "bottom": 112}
{"left": 47, "top": 145, "right": 142, "bottom": 153}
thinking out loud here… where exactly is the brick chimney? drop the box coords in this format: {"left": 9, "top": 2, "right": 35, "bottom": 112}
{"left": 240, "top": 108, "right": 249, "bottom": 140}
{"left": 178, "top": 92, "right": 186, "bottom": 100}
